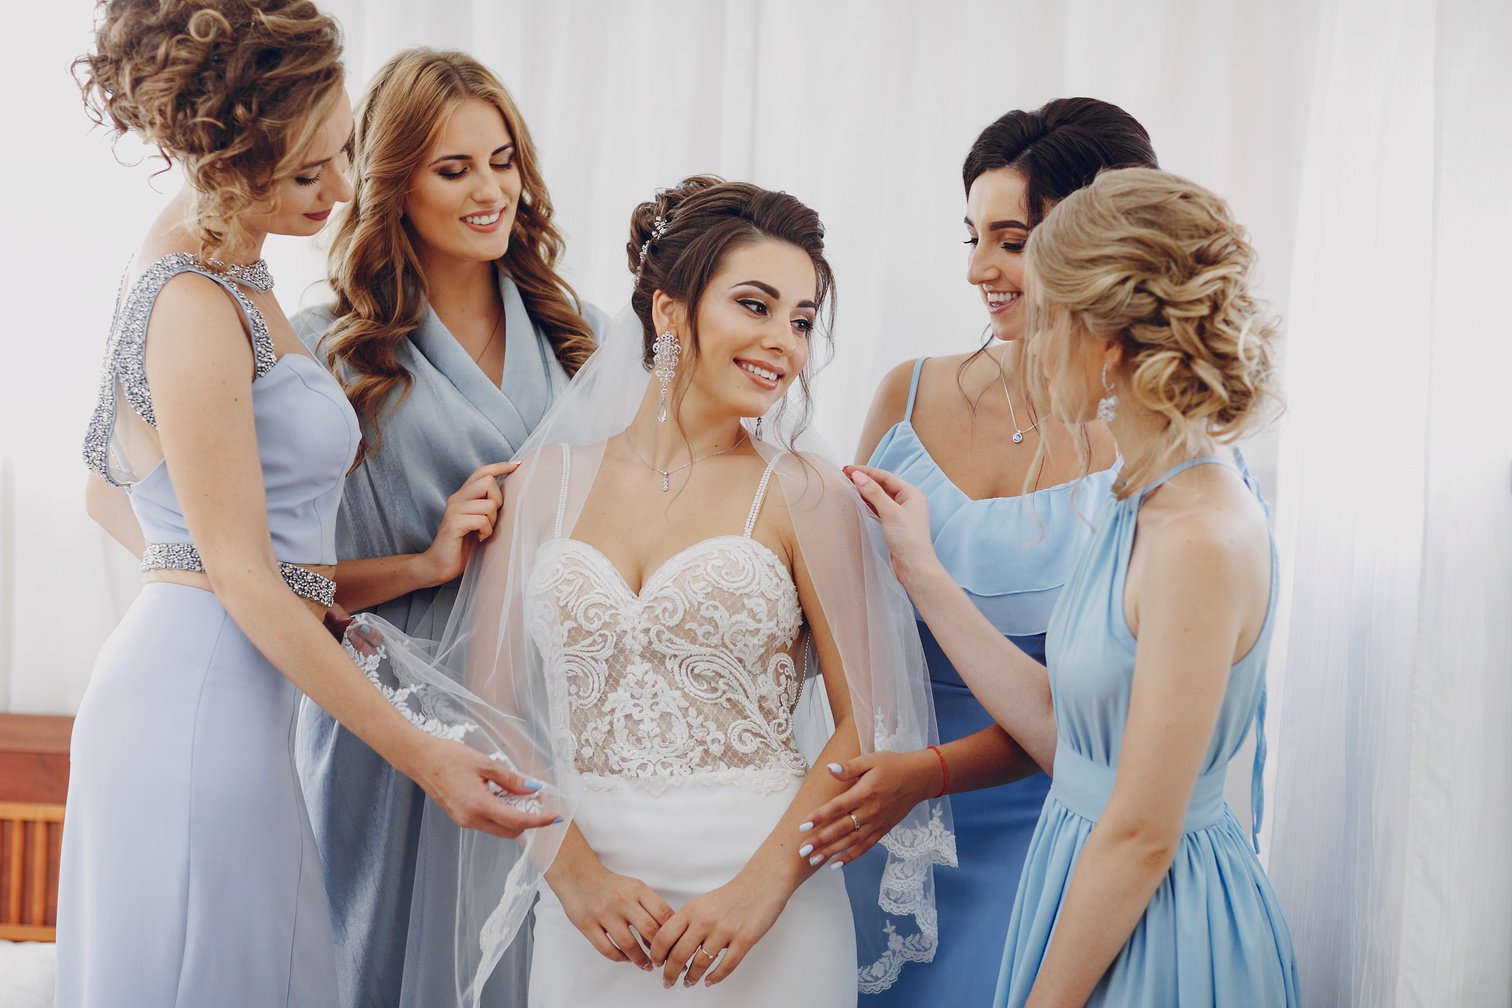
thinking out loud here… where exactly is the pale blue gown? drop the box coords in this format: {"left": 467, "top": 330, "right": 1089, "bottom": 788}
{"left": 59, "top": 253, "right": 360, "bottom": 1007}
{"left": 995, "top": 456, "right": 1299, "bottom": 1007}
{"left": 292, "top": 272, "right": 606, "bottom": 1008}
{"left": 848, "top": 358, "right": 1115, "bottom": 1001}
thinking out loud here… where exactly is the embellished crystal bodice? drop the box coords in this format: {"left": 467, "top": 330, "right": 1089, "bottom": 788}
{"left": 527, "top": 448, "right": 808, "bottom": 793}
{"left": 82, "top": 253, "right": 359, "bottom": 568}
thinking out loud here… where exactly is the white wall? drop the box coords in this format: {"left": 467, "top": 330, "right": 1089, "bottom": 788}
{"left": 1, "top": 0, "right": 1318, "bottom": 714}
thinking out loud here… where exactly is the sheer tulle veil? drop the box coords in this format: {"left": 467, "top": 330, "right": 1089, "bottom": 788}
{"left": 348, "top": 297, "right": 955, "bottom": 1001}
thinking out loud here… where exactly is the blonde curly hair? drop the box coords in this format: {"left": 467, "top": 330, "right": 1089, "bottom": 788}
{"left": 1025, "top": 167, "right": 1280, "bottom": 497}
{"left": 74, "top": 0, "right": 344, "bottom": 264}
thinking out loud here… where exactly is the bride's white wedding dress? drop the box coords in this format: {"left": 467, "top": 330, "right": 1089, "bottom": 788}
{"left": 525, "top": 447, "right": 856, "bottom": 1007}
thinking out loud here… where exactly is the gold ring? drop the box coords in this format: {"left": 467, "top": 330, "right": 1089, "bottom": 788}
{"left": 696, "top": 945, "right": 716, "bottom": 961}
{"left": 850, "top": 813, "right": 862, "bottom": 832}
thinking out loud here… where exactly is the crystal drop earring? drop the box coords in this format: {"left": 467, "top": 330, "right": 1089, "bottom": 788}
{"left": 754, "top": 416, "right": 764, "bottom": 442}
{"left": 1095, "top": 361, "right": 1119, "bottom": 423}
{"left": 652, "top": 331, "right": 680, "bottom": 423}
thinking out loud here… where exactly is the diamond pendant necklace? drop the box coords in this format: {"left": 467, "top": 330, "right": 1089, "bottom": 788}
{"left": 627, "top": 430, "right": 747, "bottom": 492}
{"left": 998, "top": 368, "right": 1041, "bottom": 444}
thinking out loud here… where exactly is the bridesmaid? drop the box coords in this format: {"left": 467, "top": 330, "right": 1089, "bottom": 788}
{"left": 62, "top": 7, "right": 553, "bottom": 1007}
{"left": 292, "top": 48, "right": 604, "bottom": 1008}
{"left": 850, "top": 167, "right": 1298, "bottom": 1005}
{"left": 803, "top": 98, "right": 1153, "bottom": 1001}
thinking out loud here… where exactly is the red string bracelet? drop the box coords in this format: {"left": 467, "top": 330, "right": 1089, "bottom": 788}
{"left": 927, "top": 745, "right": 949, "bottom": 799}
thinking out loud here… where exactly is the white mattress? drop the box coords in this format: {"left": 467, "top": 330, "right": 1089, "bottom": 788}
{"left": 0, "top": 941, "right": 54, "bottom": 1008}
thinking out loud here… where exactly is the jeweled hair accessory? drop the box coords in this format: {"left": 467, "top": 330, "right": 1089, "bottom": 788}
{"left": 637, "top": 214, "right": 671, "bottom": 271}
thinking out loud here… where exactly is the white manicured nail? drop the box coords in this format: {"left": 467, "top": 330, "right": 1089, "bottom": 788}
{"left": 808, "top": 854, "right": 823, "bottom": 866}
{"left": 798, "top": 821, "right": 813, "bottom": 833}
{"left": 799, "top": 843, "right": 814, "bottom": 858}
{"left": 830, "top": 860, "right": 845, "bottom": 870}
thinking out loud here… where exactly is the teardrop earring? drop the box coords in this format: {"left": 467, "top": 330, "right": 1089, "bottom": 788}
{"left": 653, "top": 331, "right": 680, "bottom": 423}
{"left": 754, "top": 416, "right": 764, "bottom": 442}
{"left": 1095, "top": 361, "right": 1119, "bottom": 423}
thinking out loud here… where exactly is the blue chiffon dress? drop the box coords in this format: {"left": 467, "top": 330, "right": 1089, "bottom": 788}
{"left": 995, "top": 456, "right": 1299, "bottom": 1007}
{"left": 848, "top": 358, "right": 1115, "bottom": 1001}
{"left": 59, "top": 254, "right": 360, "bottom": 1007}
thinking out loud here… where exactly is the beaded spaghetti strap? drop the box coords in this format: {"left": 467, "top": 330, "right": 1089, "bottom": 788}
{"left": 742, "top": 457, "right": 781, "bottom": 537}
{"left": 554, "top": 443, "right": 572, "bottom": 538}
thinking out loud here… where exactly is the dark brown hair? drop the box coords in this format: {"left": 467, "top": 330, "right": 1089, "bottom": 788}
{"left": 74, "top": 0, "right": 345, "bottom": 263}
{"left": 319, "top": 48, "right": 596, "bottom": 465}
{"left": 626, "top": 176, "right": 836, "bottom": 445}
{"left": 963, "top": 97, "right": 1158, "bottom": 225}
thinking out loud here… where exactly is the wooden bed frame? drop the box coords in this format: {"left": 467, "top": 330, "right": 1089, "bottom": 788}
{"left": 0, "top": 714, "right": 72, "bottom": 942}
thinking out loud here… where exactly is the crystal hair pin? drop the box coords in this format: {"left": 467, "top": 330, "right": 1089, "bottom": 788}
{"left": 637, "top": 215, "right": 671, "bottom": 268}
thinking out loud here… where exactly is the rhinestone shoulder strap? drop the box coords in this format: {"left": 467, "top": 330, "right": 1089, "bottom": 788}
{"left": 83, "top": 253, "right": 277, "bottom": 485}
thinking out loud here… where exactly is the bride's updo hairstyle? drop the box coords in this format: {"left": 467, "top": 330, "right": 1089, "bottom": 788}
{"left": 1025, "top": 167, "right": 1279, "bottom": 497}
{"left": 626, "top": 175, "right": 836, "bottom": 443}
{"left": 74, "top": 0, "right": 344, "bottom": 264}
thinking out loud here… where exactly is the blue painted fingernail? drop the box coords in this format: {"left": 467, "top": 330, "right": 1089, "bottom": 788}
{"left": 798, "top": 821, "right": 813, "bottom": 833}
{"left": 808, "top": 854, "right": 823, "bottom": 866}
{"left": 524, "top": 778, "right": 545, "bottom": 791}
{"left": 826, "top": 762, "right": 843, "bottom": 774}
{"left": 550, "top": 816, "right": 564, "bottom": 824}
{"left": 799, "top": 843, "right": 814, "bottom": 858}
{"left": 830, "top": 860, "right": 845, "bottom": 870}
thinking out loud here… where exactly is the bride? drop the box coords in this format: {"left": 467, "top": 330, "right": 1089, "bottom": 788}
{"left": 354, "top": 176, "right": 954, "bottom": 1006}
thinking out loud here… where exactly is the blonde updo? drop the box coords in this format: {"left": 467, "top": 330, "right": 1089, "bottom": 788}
{"left": 74, "top": 0, "right": 344, "bottom": 263}
{"left": 1025, "top": 167, "right": 1279, "bottom": 495}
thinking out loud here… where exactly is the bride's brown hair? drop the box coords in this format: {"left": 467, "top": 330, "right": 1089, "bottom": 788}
{"left": 626, "top": 176, "right": 836, "bottom": 445}
{"left": 321, "top": 47, "right": 596, "bottom": 464}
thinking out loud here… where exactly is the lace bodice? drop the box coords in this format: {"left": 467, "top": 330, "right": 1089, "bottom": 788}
{"left": 526, "top": 447, "right": 808, "bottom": 793}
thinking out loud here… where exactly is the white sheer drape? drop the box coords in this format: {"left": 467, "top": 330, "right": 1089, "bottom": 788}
{"left": 1264, "top": 0, "right": 1512, "bottom": 1004}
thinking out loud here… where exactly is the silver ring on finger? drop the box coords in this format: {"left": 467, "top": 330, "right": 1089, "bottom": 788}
{"left": 850, "top": 812, "right": 862, "bottom": 832}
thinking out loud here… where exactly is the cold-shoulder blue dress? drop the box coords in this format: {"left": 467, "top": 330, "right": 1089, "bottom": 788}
{"left": 994, "top": 456, "right": 1298, "bottom": 1007}
{"left": 849, "top": 357, "right": 1115, "bottom": 1001}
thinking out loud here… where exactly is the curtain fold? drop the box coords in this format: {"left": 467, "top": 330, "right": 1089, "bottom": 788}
{"left": 1266, "top": 0, "right": 1512, "bottom": 1004}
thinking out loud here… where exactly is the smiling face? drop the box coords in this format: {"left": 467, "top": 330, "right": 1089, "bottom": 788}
{"left": 403, "top": 97, "right": 523, "bottom": 266}
{"left": 965, "top": 167, "right": 1033, "bottom": 341}
{"left": 675, "top": 239, "right": 818, "bottom": 420}
{"left": 247, "top": 89, "right": 354, "bottom": 238}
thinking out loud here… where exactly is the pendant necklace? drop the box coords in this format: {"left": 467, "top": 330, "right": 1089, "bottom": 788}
{"left": 628, "top": 431, "right": 747, "bottom": 492}
{"left": 998, "top": 369, "right": 1041, "bottom": 444}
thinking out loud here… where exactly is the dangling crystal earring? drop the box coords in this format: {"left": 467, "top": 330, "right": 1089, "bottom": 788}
{"left": 1095, "top": 361, "right": 1119, "bottom": 423}
{"left": 653, "top": 331, "right": 680, "bottom": 423}
{"left": 754, "top": 416, "right": 764, "bottom": 442}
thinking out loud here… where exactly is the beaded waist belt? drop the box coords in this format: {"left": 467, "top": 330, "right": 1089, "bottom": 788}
{"left": 141, "top": 542, "right": 337, "bottom": 608}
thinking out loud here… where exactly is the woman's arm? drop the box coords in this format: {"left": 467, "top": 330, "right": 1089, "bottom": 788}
{"left": 1024, "top": 517, "right": 1253, "bottom": 1008}
{"left": 147, "top": 276, "right": 554, "bottom": 838}
{"left": 799, "top": 723, "right": 1039, "bottom": 866}
{"left": 84, "top": 475, "right": 145, "bottom": 558}
{"left": 331, "top": 461, "right": 515, "bottom": 612}
{"left": 847, "top": 465, "right": 1059, "bottom": 769}
{"left": 648, "top": 524, "right": 860, "bottom": 990}
{"left": 853, "top": 358, "right": 916, "bottom": 467}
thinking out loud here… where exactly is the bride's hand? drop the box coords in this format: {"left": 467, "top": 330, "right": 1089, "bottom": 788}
{"left": 406, "top": 736, "right": 559, "bottom": 839}
{"left": 650, "top": 873, "right": 787, "bottom": 989}
{"left": 420, "top": 461, "right": 517, "bottom": 585}
{"left": 551, "top": 862, "right": 675, "bottom": 970}
{"left": 844, "top": 465, "right": 941, "bottom": 587}
{"left": 798, "top": 750, "right": 942, "bottom": 867}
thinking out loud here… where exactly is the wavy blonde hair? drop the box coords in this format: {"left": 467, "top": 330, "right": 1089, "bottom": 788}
{"left": 74, "top": 0, "right": 344, "bottom": 265}
{"left": 1025, "top": 167, "right": 1279, "bottom": 497}
{"left": 320, "top": 47, "right": 596, "bottom": 465}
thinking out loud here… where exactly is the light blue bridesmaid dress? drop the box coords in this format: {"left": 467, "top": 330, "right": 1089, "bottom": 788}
{"left": 848, "top": 357, "right": 1115, "bottom": 1001}
{"left": 292, "top": 271, "right": 606, "bottom": 1008}
{"left": 995, "top": 456, "right": 1299, "bottom": 1007}
{"left": 58, "top": 253, "right": 360, "bottom": 1007}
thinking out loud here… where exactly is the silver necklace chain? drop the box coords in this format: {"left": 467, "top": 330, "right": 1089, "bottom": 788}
{"left": 627, "top": 430, "right": 747, "bottom": 492}
{"left": 998, "top": 367, "right": 1041, "bottom": 445}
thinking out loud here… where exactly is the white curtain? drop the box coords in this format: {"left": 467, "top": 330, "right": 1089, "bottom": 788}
{"left": 1264, "top": 0, "right": 1512, "bottom": 1004}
